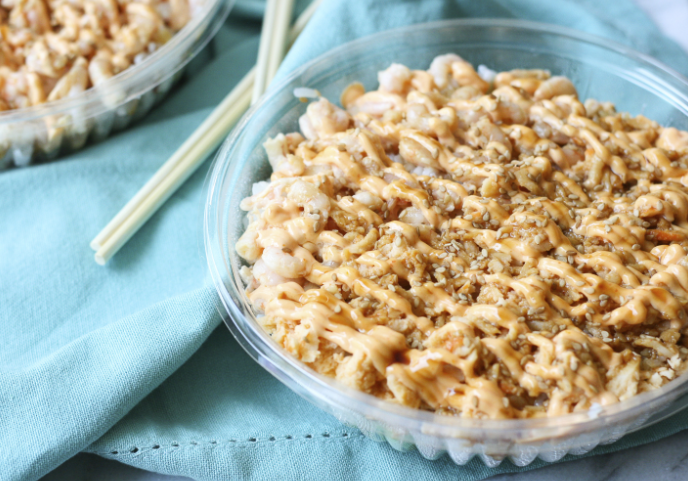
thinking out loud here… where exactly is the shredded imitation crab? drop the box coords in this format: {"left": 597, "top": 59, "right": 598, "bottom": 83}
{"left": 0, "top": 0, "right": 202, "bottom": 110}
{"left": 237, "top": 54, "right": 688, "bottom": 419}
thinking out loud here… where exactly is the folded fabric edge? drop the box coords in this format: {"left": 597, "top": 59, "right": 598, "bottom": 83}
{"left": 81, "top": 388, "right": 688, "bottom": 480}
{"left": 1, "top": 286, "right": 221, "bottom": 481}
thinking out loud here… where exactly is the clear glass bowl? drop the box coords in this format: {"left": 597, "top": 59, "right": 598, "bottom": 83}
{"left": 204, "top": 19, "right": 688, "bottom": 466}
{"left": 0, "top": 0, "right": 233, "bottom": 169}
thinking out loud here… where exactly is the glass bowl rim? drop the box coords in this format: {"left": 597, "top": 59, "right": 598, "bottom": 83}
{"left": 205, "top": 17, "right": 688, "bottom": 435}
{"left": 0, "top": 0, "right": 233, "bottom": 125}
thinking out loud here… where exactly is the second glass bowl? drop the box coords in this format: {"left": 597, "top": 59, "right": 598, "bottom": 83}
{"left": 0, "top": 0, "right": 233, "bottom": 169}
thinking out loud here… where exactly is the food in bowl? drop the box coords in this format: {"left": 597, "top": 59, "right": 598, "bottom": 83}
{"left": 0, "top": 0, "right": 201, "bottom": 110}
{"left": 236, "top": 54, "right": 688, "bottom": 420}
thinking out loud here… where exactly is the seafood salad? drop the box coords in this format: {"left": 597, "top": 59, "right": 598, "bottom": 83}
{"left": 0, "top": 0, "right": 203, "bottom": 110}
{"left": 236, "top": 54, "right": 688, "bottom": 419}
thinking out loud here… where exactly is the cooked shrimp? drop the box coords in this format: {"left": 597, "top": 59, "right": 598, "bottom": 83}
{"left": 657, "top": 127, "right": 688, "bottom": 151}
{"left": 287, "top": 179, "right": 331, "bottom": 218}
{"left": 534, "top": 76, "right": 578, "bottom": 100}
{"left": 252, "top": 258, "right": 297, "bottom": 286}
{"left": 264, "top": 134, "right": 305, "bottom": 177}
{"left": 261, "top": 246, "right": 310, "bottom": 279}
{"left": 429, "top": 53, "right": 463, "bottom": 90}
{"left": 299, "top": 98, "right": 352, "bottom": 140}
{"left": 378, "top": 63, "right": 412, "bottom": 95}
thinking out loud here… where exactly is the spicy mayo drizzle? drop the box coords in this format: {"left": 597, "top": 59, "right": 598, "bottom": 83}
{"left": 237, "top": 55, "right": 688, "bottom": 419}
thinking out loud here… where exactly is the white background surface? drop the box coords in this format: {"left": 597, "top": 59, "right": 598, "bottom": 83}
{"left": 40, "top": 0, "right": 688, "bottom": 479}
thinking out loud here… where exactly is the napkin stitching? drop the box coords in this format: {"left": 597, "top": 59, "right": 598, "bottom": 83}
{"left": 89, "top": 432, "right": 363, "bottom": 456}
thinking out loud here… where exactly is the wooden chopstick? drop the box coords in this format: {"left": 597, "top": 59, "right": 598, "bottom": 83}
{"left": 251, "top": 0, "right": 279, "bottom": 105}
{"left": 90, "top": 68, "right": 254, "bottom": 253}
{"left": 93, "top": 69, "right": 254, "bottom": 265}
{"left": 91, "top": 0, "right": 320, "bottom": 264}
{"left": 265, "top": 0, "right": 295, "bottom": 86}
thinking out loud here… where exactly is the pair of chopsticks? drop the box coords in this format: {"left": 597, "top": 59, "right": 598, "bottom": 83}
{"left": 91, "top": 0, "right": 321, "bottom": 265}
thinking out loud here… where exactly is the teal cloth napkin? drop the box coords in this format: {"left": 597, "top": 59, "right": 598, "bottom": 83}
{"left": 1, "top": 1, "right": 687, "bottom": 480}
